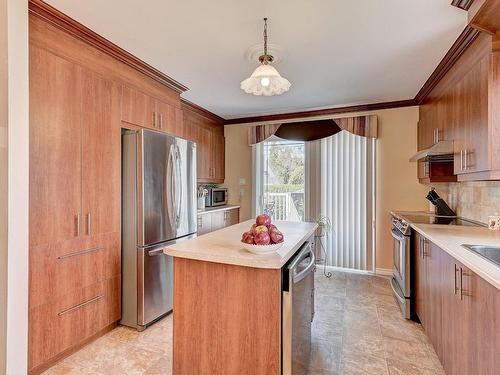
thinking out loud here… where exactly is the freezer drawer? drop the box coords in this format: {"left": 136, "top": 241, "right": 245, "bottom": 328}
{"left": 138, "top": 244, "right": 173, "bottom": 327}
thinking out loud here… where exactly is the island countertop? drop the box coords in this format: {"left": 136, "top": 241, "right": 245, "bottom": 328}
{"left": 164, "top": 219, "right": 318, "bottom": 269}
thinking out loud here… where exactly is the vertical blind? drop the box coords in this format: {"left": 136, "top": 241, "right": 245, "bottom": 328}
{"left": 306, "top": 131, "right": 375, "bottom": 271}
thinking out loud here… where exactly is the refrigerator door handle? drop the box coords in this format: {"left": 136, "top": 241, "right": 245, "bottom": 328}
{"left": 167, "top": 144, "right": 176, "bottom": 229}
{"left": 175, "top": 145, "right": 183, "bottom": 228}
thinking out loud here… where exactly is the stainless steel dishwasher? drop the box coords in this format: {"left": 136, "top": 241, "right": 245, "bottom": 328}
{"left": 282, "top": 240, "right": 316, "bottom": 375}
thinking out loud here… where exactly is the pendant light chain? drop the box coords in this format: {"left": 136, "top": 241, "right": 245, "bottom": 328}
{"left": 263, "top": 18, "right": 268, "bottom": 64}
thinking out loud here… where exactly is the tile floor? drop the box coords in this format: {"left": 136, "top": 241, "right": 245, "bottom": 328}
{"left": 43, "top": 271, "right": 445, "bottom": 375}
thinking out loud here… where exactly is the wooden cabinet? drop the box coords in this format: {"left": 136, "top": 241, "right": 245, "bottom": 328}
{"left": 197, "top": 213, "right": 212, "bottom": 236}
{"left": 197, "top": 207, "right": 240, "bottom": 235}
{"left": 413, "top": 234, "right": 500, "bottom": 375}
{"left": 121, "top": 85, "right": 183, "bottom": 136}
{"left": 29, "top": 46, "right": 121, "bottom": 374}
{"left": 182, "top": 103, "right": 225, "bottom": 183}
{"left": 30, "top": 46, "right": 83, "bottom": 247}
{"left": 418, "top": 33, "right": 500, "bottom": 181}
{"left": 81, "top": 70, "right": 121, "bottom": 237}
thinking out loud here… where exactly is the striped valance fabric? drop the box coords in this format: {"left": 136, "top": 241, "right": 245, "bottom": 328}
{"left": 247, "top": 114, "right": 378, "bottom": 145}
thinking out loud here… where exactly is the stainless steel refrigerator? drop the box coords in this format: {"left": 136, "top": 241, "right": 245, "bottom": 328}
{"left": 121, "top": 129, "right": 197, "bottom": 330}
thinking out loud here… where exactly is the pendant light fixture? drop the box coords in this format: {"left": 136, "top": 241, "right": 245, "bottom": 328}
{"left": 241, "top": 18, "right": 291, "bottom": 96}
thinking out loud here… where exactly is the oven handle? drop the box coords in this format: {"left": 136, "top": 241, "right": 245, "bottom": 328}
{"left": 391, "top": 228, "right": 406, "bottom": 242}
{"left": 390, "top": 277, "right": 406, "bottom": 304}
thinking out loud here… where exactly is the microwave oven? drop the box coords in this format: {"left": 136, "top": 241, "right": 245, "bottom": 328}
{"left": 205, "top": 187, "right": 228, "bottom": 207}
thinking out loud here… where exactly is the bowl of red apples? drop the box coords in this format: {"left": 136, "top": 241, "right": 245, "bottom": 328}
{"left": 241, "top": 214, "right": 285, "bottom": 254}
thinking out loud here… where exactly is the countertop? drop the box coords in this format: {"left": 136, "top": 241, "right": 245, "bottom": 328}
{"left": 164, "top": 219, "right": 318, "bottom": 269}
{"left": 392, "top": 211, "right": 500, "bottom": 290}
{"left": 197, "top": 205, "right": 240, "bottom": 215}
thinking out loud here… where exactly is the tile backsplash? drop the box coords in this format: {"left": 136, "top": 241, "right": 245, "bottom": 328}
{"left": 432, "top": 181, "right": 500, "bottom": 224}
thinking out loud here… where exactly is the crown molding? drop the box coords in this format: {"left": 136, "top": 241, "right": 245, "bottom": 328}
{"left": 28, "top": 0, "right": 188, "bottom": 93}
{"left": 415, "top": 26, "right": 480, "bottom": 104}
{"left": 451, "top": 0, "right": 476, "bottom": 10}
{"left": 180, "top": 98, "right": 225, "bottom": 124}
{"left": 224, "top": 99, "right": 417, "bottom": 125}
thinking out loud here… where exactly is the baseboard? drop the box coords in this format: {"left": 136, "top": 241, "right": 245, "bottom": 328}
{"left": 375, "top": 268, "right": 393, "bottom": 276}
{"left": 320, "top": 265, "right": 372, "bottom": 275}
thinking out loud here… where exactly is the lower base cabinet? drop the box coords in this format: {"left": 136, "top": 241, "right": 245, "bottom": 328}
{"left": 414, "top": 234, "right": 500, "bottom": 375}
{"left": 197, "top": 207, "right": 240, "bottom": 235}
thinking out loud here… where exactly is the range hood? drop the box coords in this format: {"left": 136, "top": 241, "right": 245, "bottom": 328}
{"left": 409, "top": 140, "right": 454, "bottom": 162}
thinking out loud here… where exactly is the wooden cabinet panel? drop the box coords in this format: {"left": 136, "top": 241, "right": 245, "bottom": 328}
{"left": 441, "top": 252, "right": 471, "bottom": 375}
{"left": 121, "top": 85, "right": 156, "bottom": 129}
{"left": 210, "top": 211, "right": 226, "bottom": 232}
{"left": 467, "top": 265, "right": 500, "bottom": 374}
{"left": 197, "top": 214, "right": 212, "bottom": 235}
{"left": 424, "top": 240, "right": 444, "bottom": 359}
{"left": 30, "top": 46, "right": 83, "bottom": 247}
{"left": 212, "top": 131, "right": 225, "bottom": 181}
{"left": 29, "top": 232, "right": 120, "bottom": 309}
{"left": 413, "top": 232, "right": 426, "bottom": 325}
{"left": 81, "top": 71, "right": 121, "bottom": 237}
{"left": 155, "top": 99, "right": 182, "bottom": 136}
{"left": 196, "top": 126, "right": 213, "bottom": 181}
{"left": 225, "top": 208, "right": 240, "bottom": 226}
{"left": 29, "top": 276, "right": 120, "bottom": 372}
{"left": 416, "top": 237, "right": 500, "bottom": 375}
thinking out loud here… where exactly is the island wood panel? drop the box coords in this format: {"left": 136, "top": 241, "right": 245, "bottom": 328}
{"left": 81, "top": 70, "right": 121, "bottom": 237}
{"left": 173, "top": 258, "right": 281, "bottom": 375}
{"left": 29, "top": 45, "right": 82, "bottom": 247}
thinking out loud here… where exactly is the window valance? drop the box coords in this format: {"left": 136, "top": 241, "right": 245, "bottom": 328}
{"left": 247, "top": 114, "right": 378, "bottom": 145}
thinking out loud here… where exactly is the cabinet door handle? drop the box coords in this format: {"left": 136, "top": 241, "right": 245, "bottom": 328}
{"left": 460, "top": 150, "right": 464, "bottom": 171}
{"left": 460, "top": 267, "right": 469, "bottom": 300}
{"left": 159, "top": 113, "right": 163, "bottom": 129}
{"left": 464, "top": 149, "right": 468, "bottom": 170}
{"left": 75, "top": 214, "right": 80, "bottom": 237}
{"left": 454, "top": 264, "right": 458, "bottom": 295}
{"left": 87, "top": 213, "right": 91, "bottom": 236}
{"left": 57, "top": 246, "right": 103, "bottom": 260}
{"left": 58, "top": 294, "right": 104, "bottom": 316}
{"left": 152, "top": 112, "right": 156, "bottom": 128}
{"left": 435, "top": 128, "right": 440, "bottom": 143}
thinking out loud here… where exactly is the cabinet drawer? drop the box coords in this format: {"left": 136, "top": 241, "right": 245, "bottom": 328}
{"left": 28, "top": 276, "right": 120, "bottom": 371}
{"left": 30, "top": 232, "right": 120, "bottom": 309}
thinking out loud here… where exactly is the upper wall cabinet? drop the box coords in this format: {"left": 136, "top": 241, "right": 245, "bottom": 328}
{"left": 121, "top": 85, "right": 183, "bottom": 136}
{"left": 182, "top": 104, "right": 225, "bottom": 183}
{"left": 418, "top": 33, "right": 500, "bottom": 181}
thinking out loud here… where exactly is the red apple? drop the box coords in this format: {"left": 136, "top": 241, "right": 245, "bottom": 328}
{"left": 254, "top": 225, "right": 269, "bottom": 234}
{"left": 241, "top": 231, "right": 255, "bottom": 244}
{"left": 267, "top": 224, "right": 277, "bottom": 231}
{"left": 269, "top": 228, "right": 284, "bottom": 244}
{"left": 254, "top": 231, "right": 271, "bottom": 245}
{"left": 256, "top": 214, "right": 272, "bottom": 227}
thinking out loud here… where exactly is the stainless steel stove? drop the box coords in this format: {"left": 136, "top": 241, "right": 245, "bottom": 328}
{"left": 390, "top": 213, "right": 484, "bottom": 320}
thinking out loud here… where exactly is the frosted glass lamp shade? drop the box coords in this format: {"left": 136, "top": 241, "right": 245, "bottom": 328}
{"left": 240, "top": 64, "right": 291, "bottom": 96}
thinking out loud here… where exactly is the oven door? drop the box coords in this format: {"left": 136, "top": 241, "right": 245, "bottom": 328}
{"left": 390, "top": 228, "right": 410, "bottom": 297}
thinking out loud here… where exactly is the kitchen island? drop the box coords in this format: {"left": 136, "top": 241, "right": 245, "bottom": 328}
{"left": 164, "top": 220, "right": 317, "bottom": 375}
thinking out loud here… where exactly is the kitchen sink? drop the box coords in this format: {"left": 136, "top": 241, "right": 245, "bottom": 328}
{"left": 462, "top": 244, "right": 500, "bottom": 267}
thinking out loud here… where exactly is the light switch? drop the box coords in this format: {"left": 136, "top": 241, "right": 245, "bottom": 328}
{"left": 239, "top": 178, "right": 246, "bottom": 186}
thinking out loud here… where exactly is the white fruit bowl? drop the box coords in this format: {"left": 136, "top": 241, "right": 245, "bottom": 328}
{"left": 241, "top": 241, "right": 284, "bottom": 255}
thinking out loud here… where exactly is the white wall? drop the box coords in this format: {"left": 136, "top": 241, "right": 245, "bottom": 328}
{"left": 0, "top": 0, "right": 8, "bottom": 371}
{"left": 1, "top": 0, "right": 29, "bottom": 374}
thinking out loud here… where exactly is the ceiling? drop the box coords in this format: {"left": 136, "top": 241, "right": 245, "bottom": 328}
{"left": 46, "top": 0, "right": 467, "bottom": 119}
